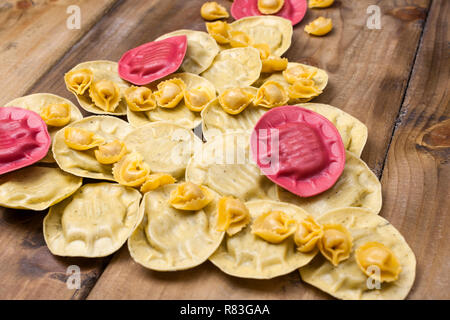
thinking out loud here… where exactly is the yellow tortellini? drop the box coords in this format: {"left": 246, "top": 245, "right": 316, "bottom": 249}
{"left": 169, "top": 182, "right": 213, "bottom": 211}
{"left": 206, "top": 21, "right": 232, "bottom": 44}
{"left": 318, "top": 224, "right": 353, "bottom": 266}
{"left": 64, "top": 68, "right": 93, "bottom": 95}
{"left": 254, "top": 80, "right": 289, "bottom": 108}
{"left": 218, "top": 87, "right": 255, "bottom": 115}
{"left": 216, "top": 196, "right": 251, "bottom": 236}
{"left": 252, "top": 43, "right": 271, "bottom": 60}
{"left": 124, "top": 86, "right": 156, "bottom": 112}
{"left": 94, "top": 140, "right": 127, "bottom": 164}
{"left": 309, "top": 0, "right": 334, "bottom": 8}
{"left": 356, "top": 241, "right": 402, "bottom": 283}
{"left": 258, "top": 0, "right": 284, "bottom": 14}
{"left": 112, "top": 152, "right": 150, "bottom": 187}
{"left": 140, "top": 173, "right": 176, "bottom": 193}
{"left": 229, "top": 30, "right": 253, "bottom": 48}
{"left": 40, "top": 103, "right": 71, "bottom": 127}
{"left": 154, "top": 78, "right": 186, "bottom": 109}
{"left": 288, "top": 79, "right": 322, "bottom": 101}
{"left": 294, "top": 216, "right": 324, "bottom": 253}
{"left": 251, "top": 210, "right": 297, "bottom": 244}
{"left": 261, "top": 56, "right": 288, "bottom": 73}
{"left": 89, "top": 79, "right": 121, "bottom": 113}
{"left": 305, "top": 17, "right": 333, "bottom": 36}
{"left": 64, "top": 127, "right": 105, "bottom": 151}
{"left": 184, "top": 86, "right": 215, "bottom": 112}
{"left": 283, "top": 64, "right": 317, "bottom": 84}
{"left": 201, "top": 1, "right": 229, "bottom": 20}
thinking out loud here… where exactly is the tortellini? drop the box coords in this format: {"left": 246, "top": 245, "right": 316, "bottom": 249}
{"left": 40, "top": 102, "right": 71, "bottom": 127}
{"left": 128, "top": 184, "right": 223, "bottom": 271}
{"left": 309, "top": 0, "right": 334, "bottom": 9}
{"left": 184, "top": 86, "right": 215, "bottom": 112}
{"left": 261, "top": 56, "right": 288, "bottom": 73}
{"left": 210, "top": 200, "right": 317, "bottom": 279}
{"left": 206, "top": 21, "right": 232, "bottom": 44}
{"left": 155, "top": 78, "right": 186, "bottom": 109}
{"left": 216, "top": 196, "right": 251, "bottom": 236}
{"left": 140, "top": 173, "right": 176, "bottom": 193}
{"left": 356, "top": 242, "right": 402, "bottom": 283}
{"left": 201, "top": 2, "right": 229, "bottom": 20}
{"left": 318, "top": 224, "right": 353, "bottom": 266}
{"left": 112, "top": 152, "right": 150, "bottom": 187}
{"left": 64, "top": 127, "right": 105, "bottom": 151}
{"left": 169, "top": 182, "right": 213, "bottom": 211}
{"left": 251, "top": 210, "right": 297, "bottom": 244}
{"left": 64, "top": 68, "right": 93, "bottom": 95}
{"left": 283, "top": 63, "right": 318, "bottom": 84}
{"left": 254, "top": 81, "right": 289, "bottom": 108}
{"left": 304, "top": 17, "right": 333, "bottom": 36}
{"left": 288, "top": 79, "right": 322, "bottom": 101}
{"left": 300, "top": 208, "right": 416, "bottom": 300}
{"left": 229, "top": 30, "right": 253, "bottom": 48}
{"left": 294, "top": 216, "right": 324, "bottom": 253}
{"left": 0, "top": 166, "right": 82, "bottom": 211}
{"left": 94, "top": 140, "right": 127, "bottom": 164}
{"left": 218, "top": 88, "right": 255, "bottom": 115}
{"left": 258, "top": 0, "right": 285, "bottom": 14}
{"left": 252, "top": 43, "right": 271, "bottom": 60}
{"left": 124, "top": 86, "right": 157, "bottom": 112}
{"left": 44, "top": 183, "right": 142, "bottom": 257}
{"left": 64, "top": 60, "right": 129, "bottom": 115}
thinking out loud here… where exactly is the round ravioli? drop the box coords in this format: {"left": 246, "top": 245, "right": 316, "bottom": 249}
{"left": 127, "top": 72, "right": 216, "bottom": 129}
{"left": 128, "top": 183, "right": 224, "bottom": 271}
{"left": 156, "top": 30, "right": 220, "bottom": 74}
{"left": 230, "top": 16, "right": 293, "bottom": 56}
{"left": 44, "top": 183, "right": 142, "bottom": 257}
{"left": 53, "top": 116, "right": 133, "bottom": 180}
{"left": 65, "top": 60, "right": 129, "bottom": 115}
{"left": 4, "top": 93, "right": 83, "bottom": 163}
{"left": 297, "top": 104, "right": 368, "bottom": 157}
{"left": 201, "top": 47, "right": 262, "bottom": 93}
{"left": 123, "top": 121, "right": 197, "bottom": 179}
{"left": 0, "top": 165, "right": 82, "bottom": 211}
{"left": 210, "top": 200, "right": 317, "bottom": 279}
{"left": 186, "top": 131, "right": 277, "bottom": 201}
{"left": 277, "top": 152, "right": 382, "bottom": 217}
{"left": 299, "top": 208, "right": 416, "bottom": 300}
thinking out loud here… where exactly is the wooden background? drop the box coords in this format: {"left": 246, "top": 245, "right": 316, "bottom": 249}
{"left": 0, "top": 0, "right": 448, "bottom": 299}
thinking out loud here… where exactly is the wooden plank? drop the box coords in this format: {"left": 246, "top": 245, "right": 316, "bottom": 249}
{"left": 379, "top": 0, "right": 449, "bottom": 300}
{"left": 82, "top": 0, "right": 431, "bottom": 299}
{"left": 0, "top": 0, "right": 118, "bottom": 106}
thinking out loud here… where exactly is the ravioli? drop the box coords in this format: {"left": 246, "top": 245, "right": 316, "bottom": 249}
{"left": 127, "top": 72, "right": 216, "bottom": 129}
{"left": 210, "top": 200, "right": 317, "bottom": 279}
{"left": 44, "top": 183, "right": 142, "bottom": 257}
{"left": 128, "top": 184, "right": 224, "bottom": 271}
{"left": 156, "top": 30, "right": 220, "bottom": 74}
{"left": 4, "top": 93, "right": 83, "bottom": 163}
{"left": 230, "top": 16, "right": 293, "bottom": 56}
{"left": 277, "top": 152, "right": 382, "bottom": 217}
{"left": 64, "top": 60, "right": 129, "bottom": 115}
{"left": 123, "top": 121, "right": 197, "bottom": 179}
{"left": 201, "top": 47, "right": 262, "bottom": 93}
{"left": 186, "top": 131, "right": 277, "bottom": 201}
{"left": 0, "top": 166, "right": 82, "bottom": 211}
{"left": 52, "top": 116, "right": 134, "bottom": 180}
{"left": 202, "top": 102, "right": 368, "bottom": 157}
{"left": 299, "top": 208, "right": 416, "bottom": 300}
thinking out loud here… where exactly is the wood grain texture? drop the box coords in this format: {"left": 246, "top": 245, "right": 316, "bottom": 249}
{"left": 380, "top": 0, "right": 450, "bottom": 300}
{"left": 0, "top": 0, "right": 118, "bottom": 106}
{"left": 80, "top": 0, "right": 431, "bottom": 299}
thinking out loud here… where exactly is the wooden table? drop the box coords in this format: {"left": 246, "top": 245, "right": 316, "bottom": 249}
{"left": 0, "top": 0, "right": 448, "bottom": 300}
